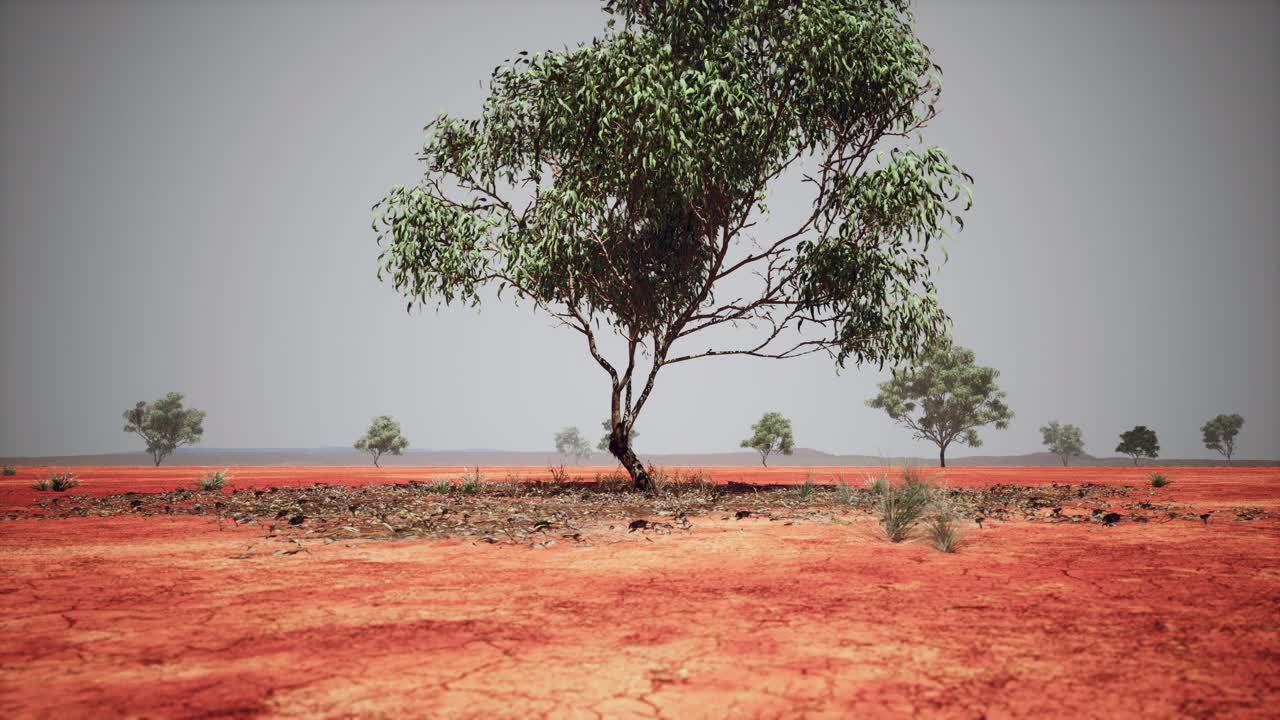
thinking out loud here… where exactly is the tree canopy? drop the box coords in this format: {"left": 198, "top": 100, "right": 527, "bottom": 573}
{"left": 355, "top": 415, "right": 410, "bottom": 467}
{"left": 1201, "top": 413, "right": 1243, "bottom": 464}
{"left": 554, "top": 426, "right": 593, "bottom": 462}
{"left": 122, "top": 392, "right": 206, "bottom": 466}
{"left": 1040, "top": 421, "right": 1084, "bottom": 466}
{"left": 375, "top": 0, "right": 970, "bottom": 489}
{"left": 1115, "top": 425, "right": 1159, "bottom": 465}
{"left": 866, "top": 342, "right": 1011, "bottom": 467}
{"left": 740, "top": 411, "right": 795, "bottom": 466}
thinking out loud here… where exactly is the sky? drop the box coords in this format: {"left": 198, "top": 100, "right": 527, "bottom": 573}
{"left": 1, "top": 0, "right": 1277, "bottom": 460}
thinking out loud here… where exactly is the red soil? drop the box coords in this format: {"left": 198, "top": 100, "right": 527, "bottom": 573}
{"left": 2, "top": 466, "right": 1277, "bottom": 718}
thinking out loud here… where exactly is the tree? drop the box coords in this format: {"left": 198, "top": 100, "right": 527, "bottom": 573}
{"left": 373, "top": 1, "right": 971, "bottom": 490}
{"left": 122, "top": 392, "right": 206, "bottom": 466}
{"left": 1040, "top": 421, "right": 1084, "bottom": 466}
{"left": 1201, "top": 413, "right": 1243, "bottom": 464}
{"left": 866, "top": 343, "right": 1012, "bottom": 468}
{"left": 554, "top": 426, "right": 592, "bottom": 463}
{"left": 597, "top": 419, "right": 637, "bottom": 453}
{"left": 740, "top": 411, "right": 795, "bottom": 467}
{"left": 354, "top": 415, "right": 409, "bottom": 467}
{"left": 1115, "top": 425, "right": 1159, "bottom": 465}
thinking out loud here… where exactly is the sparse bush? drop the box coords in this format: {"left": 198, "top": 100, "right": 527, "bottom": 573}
{"left": 925, "top": 494, "right": 963, "bottom": 553}
{"left": 426, "top": 479, "right": 453, "bottom": 495}
{"left": 865, "top": 474, "right": 888, "bottom": 495}
{"left": 195, "top": 469, "right": 229, "bottom": 491}
{"left": 878, "top": 471, "right": 933, "bottom": 543}
{"left": 834, "top": 475, "right": 855, "bottom": 504}
{"left": 798, "top": 473, "right": 817, "bottom": 502}
{"left": 32, "top": 472, "right": 78, "bottom": 492}
{"left": 1150, "top": 472, "right": 1170, "bottom": 488}
{"left": 2, "top": 466, "right": 16, "bottom": 476}
{"left": 655, "top": 467, "right": 716, "bottom": 498}
{"left": 596, "top": 470, "right": 634, "bottom": 494}
{"left": 458, "top": 471, "right": 483, "bottom": 495}
{"left": 548, "top": 464, "right": 570, "bottom": 485}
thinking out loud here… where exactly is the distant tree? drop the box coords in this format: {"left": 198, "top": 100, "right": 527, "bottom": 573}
{"left": 372, "top": 1, "right": 972, "bottom": 491}
{"left": 867, "top": 343, "right": 1013, "bottom": 468}
{"left": 1115, "top": 425, "right": 1159, "bottom": 465}
{"left": 554, "top": 426, "right": 592, "bottom": 463}
{"left": 123, "top": 392, "right": 206, "bottom": 466}
{"left": 1201, "top": 413, "right": 1244, "bottom": 464}
{"left": 354, "top": 415, "right": 409, "bottom": 467}
{"left": 1040, "top": 421, "right": 1085, "bottom": 466}
{"left": 740, "top": 412, "right": 795, "bottom": 467}
{"left": 597, "top": 420, "right": 637, "bottom": 453}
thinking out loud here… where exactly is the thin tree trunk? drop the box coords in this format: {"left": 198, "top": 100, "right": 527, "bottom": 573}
{"left": 939, "top": 444, "right": 947, "bottom": 468}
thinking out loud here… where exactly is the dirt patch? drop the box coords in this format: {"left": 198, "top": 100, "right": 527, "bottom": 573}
{"left": 1, "top": 466, "right": 1278, "bottom": 718}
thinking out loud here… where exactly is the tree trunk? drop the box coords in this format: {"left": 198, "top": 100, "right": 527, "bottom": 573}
{"left": 609, "top": 431, "right": 653, "bottom": 493}
{"left": 1061, "top": 454, "right": 1069, "bottom": 467}
{"left": 939, "top": 445, "right": 947, "bottom": 468}
{"left": 761, "top": 452, "right": 769, "bottom": 468}
{"left": 373, "top": 452, "right": 380, "bottom": 468}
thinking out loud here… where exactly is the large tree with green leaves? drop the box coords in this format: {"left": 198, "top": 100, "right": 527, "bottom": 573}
{"left": 740, "top": 411, "right": 795, "bottom": 466}
{"left": 375, "top": 0, "right": 971, "bottom": 490}
{"left": 355, "top": 415, "right": 410, "bottom": 467}
{"left": 122, "top": 392, "right": 206, "bottom": 466}
{"left": 1040, "top": 421, "right": 1084, "bottom": 466}
{"left": 1201, "top": 413, "right": 1243, "bottom": 464}
{"left": 867, "top": 343, "right": 1011, "bottom": 467}
{"left": 1115, "top": 425, "right": 1159, "bottom": 465}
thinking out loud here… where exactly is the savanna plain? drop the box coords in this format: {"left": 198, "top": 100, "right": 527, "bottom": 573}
{"left": 1, "top": 465, "right": 1277, "bottom": 719}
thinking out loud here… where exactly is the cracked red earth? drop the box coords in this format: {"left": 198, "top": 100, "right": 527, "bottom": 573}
{"left": 1, "top": 466, "right": 1277, "bottom": 718}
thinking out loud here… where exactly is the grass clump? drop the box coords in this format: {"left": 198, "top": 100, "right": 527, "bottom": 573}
{"left": 2, "top": 466, "right": 16, "bottom": 476}
{"left": 798, "top": 473, "right": 817, "bottom": 502}
{"left": 924, "top": 493, "right": 964, "bottom": 553}
{"left": 655, "top": 467, "right": 715, "bottom": 498}
{"left": 32, "top": 472, "right": 78, "bottom": 492}
{"left": 195, "top": 469, "right": 230, "bottom": 490}
{"left": 876, "top": 469, "right": 933, "bottom": 543}
{"left": 458, "top": 474, "right": 483, "bottom": 495}
{"left": 1149, "top": 472, "right": 1170, "bottom": 488}
{"left": 426, "top": 478, "right": 454, "bottom": 495}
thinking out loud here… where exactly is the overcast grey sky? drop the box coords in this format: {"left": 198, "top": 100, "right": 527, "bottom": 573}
{"left": 1, "top": 0, "right": 1277, "bottom": 459}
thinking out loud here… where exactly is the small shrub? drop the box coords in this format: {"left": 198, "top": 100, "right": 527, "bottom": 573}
{"left": 195, "top": 469, "right": 229, "bottom": 490}
{"left": 548, "top": 464, "right": 570, "bottom": 484}
{"left": 595, "top": 470, "right": 633, "bottom": 494}
{"left": 1150, "top": 472, "right": 1170, "bottom": 488}
{"left": 456, "top": 466, "right": 484, "bottom": 494}
{"left": 865, "top": 474, "right": 888, "bottom": 495}
{"left": 925, "top": 494, "right": 963, "bottom": 553}
{"left": 2, "top": 466, "right": 16, "bottom": 476}
{"left": 658, "top": 468, "right": 716, "bottom": 498}
{"left": 798, "top": 473, "right": 817, "bottom": 502}
{"left": 878, "top": 473, "right": 933, "bottom": 543}
{"left": 32, "top": 472, "right": 78, "bottom": 492}
{"left": 834, "top": 475, "right": 856, "bottom": 505}
{"left": 426, "top": 479, "right": 453, "bottom": 494}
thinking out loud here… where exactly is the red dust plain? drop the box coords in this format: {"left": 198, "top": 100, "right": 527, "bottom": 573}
{"left": 1, "top": 465, "right": 1277, "bottom": 718}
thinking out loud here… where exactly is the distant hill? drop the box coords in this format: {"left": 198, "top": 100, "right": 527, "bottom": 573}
{"left": 2, "top": 447, "right": 1276, "bottom": 467}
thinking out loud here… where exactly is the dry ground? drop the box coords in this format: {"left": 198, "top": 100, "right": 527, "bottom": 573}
{"left": 1, "top": 465, "right": 1277, "bottom": 718}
